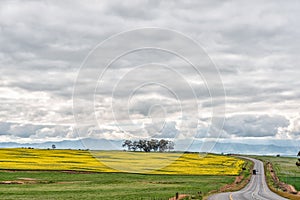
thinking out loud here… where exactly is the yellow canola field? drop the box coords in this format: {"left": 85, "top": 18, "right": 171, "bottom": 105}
{"left": 0, "top": 148, "right": 244, "bottom": 175}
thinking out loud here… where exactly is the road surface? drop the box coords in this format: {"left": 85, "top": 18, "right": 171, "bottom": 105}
{"left": 208, "top": 157, "right": 287, "bottom": 200}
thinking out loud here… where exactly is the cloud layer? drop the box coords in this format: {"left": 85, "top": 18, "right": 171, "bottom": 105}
{"left": 0, "top": 0, "right": 300, "bottom": 144}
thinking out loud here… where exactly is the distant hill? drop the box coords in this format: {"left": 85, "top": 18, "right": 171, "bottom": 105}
{"left": 211, "top": 142, "right": 298, "bottom": 156}
{"left": 0, "top": 139, "right": 123, "bottom": 150}
{"left": 0, "top": 139, "right": 298, "bottom": 156}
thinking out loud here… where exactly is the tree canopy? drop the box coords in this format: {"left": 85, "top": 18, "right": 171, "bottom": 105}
{"left": 122, "top": 139, "right": 174, "bottom": 152}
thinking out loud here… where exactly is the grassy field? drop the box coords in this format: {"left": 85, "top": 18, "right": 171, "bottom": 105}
{"left": 0, "top": 171, "right": 235, "bottom": 200}
{"left": 0, "top": 148, "right": 248, "bottom": 199}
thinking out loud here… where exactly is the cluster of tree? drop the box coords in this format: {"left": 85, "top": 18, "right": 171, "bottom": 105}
{"left": 21, "top": 147, "right": 35, "bottom": 149}
{"left": 122, "top": 139, "right": 174, "bottom": 152}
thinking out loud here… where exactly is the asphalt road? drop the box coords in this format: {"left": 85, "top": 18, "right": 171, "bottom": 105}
{"left": 208, "top": 157, "right": 287, "bottom": 200}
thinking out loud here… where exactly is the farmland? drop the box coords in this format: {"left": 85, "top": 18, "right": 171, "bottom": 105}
{"left": 0, "top": 171, "right": 236, "bottom": 200}
{"left": 0, "top": 148, "right": 244, "bottom": 175}
{"left": 0, "top": 148, "right": 248, "bottom": 199}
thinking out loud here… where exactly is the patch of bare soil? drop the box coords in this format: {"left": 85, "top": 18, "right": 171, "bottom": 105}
{"left": 219, "top": 175, "right": 249, "bottom": 192}
{"left": 0, "top": 178, "right": 40, "bottom": 184}
{"left": 0, "top": 169, "right": 96, "bottom": 174}
{"left": 0, "top": 181, "right": 24, "bottom": 184}
{"left": 56, "top": 181, "right": 91, "bottom": 184}
{"left": 168, "top": 194, "right": 189, "bottom": 200}
{"left": 267, "top": 162, "right": 298, "bottom": 195}
{"left": 61, "top": 170, "right": 94, "bottom": 174}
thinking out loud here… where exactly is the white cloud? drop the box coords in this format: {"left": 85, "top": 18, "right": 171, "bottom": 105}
{"left": 0, "top": 0, "right": 299, "bottom": 143}
{"left": 278, "top": 115, "right": 300, "bottom": 138}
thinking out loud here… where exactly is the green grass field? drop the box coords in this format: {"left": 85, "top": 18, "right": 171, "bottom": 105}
{"left": 0, "top": 171, "right": 235, "bottom": 200}
{"left": 0, "top": 149, "right": 249, "bottom": 199}
{"left": 254, "top": 156, "right": 300, "bottom": 190}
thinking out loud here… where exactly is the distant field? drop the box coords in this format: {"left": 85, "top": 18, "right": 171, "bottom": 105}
{"left": 0, "top": 148, "right": 244, "bottom": 175}
{"left": 255, "top": 156, "right": 300, "bottom": 190}
{"left": 0, "top": 148, "right": 248, "bottom": 199}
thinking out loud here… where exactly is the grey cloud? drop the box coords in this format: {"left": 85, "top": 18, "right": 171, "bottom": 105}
{"left": 223, "top": 114, "right": 289, "bottom": 137}
{"left": 128, "top": 98, "right": 180, "bottom": 117}
{"left": 151, "top": 121, "right": 179, "bottom": 138}
{"left": 0, "top": 122, "right": 11, "bottom": 134}
{"left": 9, "top": 123, "right": 45, "bottom": 138}
{"left": 0, "top": 0, "right": 299, "bottom": 143}
{"left": 106, "top": 0, "right": 160, "bottom": 20}
{"left": 0, "top": 121, "right": 74, "bottom": 139}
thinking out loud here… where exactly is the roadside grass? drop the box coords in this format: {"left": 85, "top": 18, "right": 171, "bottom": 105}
{"left": 253, "top": 156, "right": 300, "bottom": 200}
{"left": 224, "top": 157, "right": 254, "bottom": 192}
{"left": 201, "top": 157, "right": 254, "bottom": 200}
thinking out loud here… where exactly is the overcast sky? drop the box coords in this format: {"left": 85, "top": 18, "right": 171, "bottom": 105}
{"left": 0, "top": 0, "right": 300, "bottom": 147}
